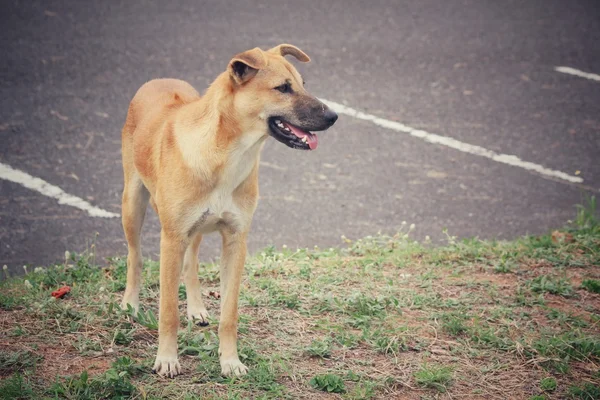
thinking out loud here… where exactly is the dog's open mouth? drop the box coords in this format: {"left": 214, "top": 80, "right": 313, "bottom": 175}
{"left": 268, "top": 117, "right": 318, "bottom": 150}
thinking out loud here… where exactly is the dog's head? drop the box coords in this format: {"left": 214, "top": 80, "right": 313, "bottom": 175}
{"left": 226, "top": 44, "right": 338, "bottom": 150}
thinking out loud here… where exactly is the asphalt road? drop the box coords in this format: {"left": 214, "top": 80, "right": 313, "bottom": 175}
{"left": 1, "top": 0, "right": 599, "bottom": 274}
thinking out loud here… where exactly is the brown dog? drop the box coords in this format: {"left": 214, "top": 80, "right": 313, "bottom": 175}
{"left": 120, "top": 44, "right": 337, "bottom": 377}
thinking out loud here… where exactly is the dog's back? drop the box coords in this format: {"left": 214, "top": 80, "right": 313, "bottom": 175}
{"left": 122, "top": 78, "right": 199, "bottom": 142}
{"left": 121, "top": 79, "right": 200, "bottom": 188}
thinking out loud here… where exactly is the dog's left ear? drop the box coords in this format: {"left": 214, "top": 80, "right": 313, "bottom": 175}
{"left": 268, "top": 44, "right": 311, "bottom": 63}
{"left": 229, "top": 47, "right": 268, "bottom": 85}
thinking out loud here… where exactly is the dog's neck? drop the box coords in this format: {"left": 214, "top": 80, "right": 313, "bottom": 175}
{"left": 175, "top": 73, "right": 267, "bottom": 181}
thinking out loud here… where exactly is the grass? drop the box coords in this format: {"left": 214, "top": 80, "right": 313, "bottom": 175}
{"left": 0, "top": 197, "right": 599, "bottom": 398}
{"left": 309, "top": 373, "right": 346, "bottom": 393}
{"left": 414, "top": 364, "right": 454, "bottom": 392}
{"left": 540, "top": 377, "right": 557, "bottom": 392}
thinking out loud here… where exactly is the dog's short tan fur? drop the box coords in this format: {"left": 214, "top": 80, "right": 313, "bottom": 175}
{"left": 120, "top": 44, "right": 337, "bottom": 377}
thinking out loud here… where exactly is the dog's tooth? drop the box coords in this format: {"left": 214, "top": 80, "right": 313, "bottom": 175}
{"left": 301, "top": 137, "right": 307, "bottom": 143}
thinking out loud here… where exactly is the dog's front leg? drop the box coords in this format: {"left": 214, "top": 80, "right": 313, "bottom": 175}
{"left": 152, "top": 230, "right": 186, "bottom": 378}
{"left": 218, "top": 229, "right": 249, "bottom": 377}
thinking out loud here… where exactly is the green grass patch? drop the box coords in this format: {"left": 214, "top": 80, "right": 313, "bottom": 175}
{"left": 527, "top": 275, "right": 574, "bottom": 297}
{"left": 568, "top": 382, "right": 600, "bottom": 399}
{"left": 0, "top": 197, "right": 598, "bottom": 398}
{"left": 309, "top": 373, "right": 345, "bottom": 393}
{"left": 582, "top": 279, "right": 600, "bottom": 294}
{"left": 414, "top": 364, "right": 453, "bottom": 392}
{"left": 540, "top": 377, "right": 557, "bottom": 391}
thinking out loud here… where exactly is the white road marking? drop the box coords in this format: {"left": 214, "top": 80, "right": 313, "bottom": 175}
{"left": 321, "top": 99, "right": 583, "bottom": 184}
{"left": 555, "top": 66, "right": 600, "bottom": 82}
{"left": 0, "top": 162, "right": 120, "bottom": 218}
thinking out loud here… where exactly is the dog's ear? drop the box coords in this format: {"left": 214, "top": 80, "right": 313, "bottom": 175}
{"left": 229, "top": 47, "right": 267, "bottom": 84}
{"left": 268, "top": 44, "right": 311, "bottom": 63}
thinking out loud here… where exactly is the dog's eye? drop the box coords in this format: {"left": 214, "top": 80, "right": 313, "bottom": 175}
{"left": 274, "top": 83, "right": 292, "bottom": 93}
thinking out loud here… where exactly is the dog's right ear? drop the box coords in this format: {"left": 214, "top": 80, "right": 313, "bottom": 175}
{"left": 228, "top": 47, "right": 267, "bottom": 85}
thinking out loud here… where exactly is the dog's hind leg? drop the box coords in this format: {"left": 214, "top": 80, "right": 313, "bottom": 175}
{"left": 182, "top": 232, "right": 210, "bottom": 325}
{"left": 120, "top": 175, "right": 150, "bottom": 314}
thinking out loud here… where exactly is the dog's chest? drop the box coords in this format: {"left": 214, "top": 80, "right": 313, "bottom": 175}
{"left": 187, "top": 190, "right": 240, "bottom": 235}
{"left": 186, "top": 152, "right": 259, "bottom": 236}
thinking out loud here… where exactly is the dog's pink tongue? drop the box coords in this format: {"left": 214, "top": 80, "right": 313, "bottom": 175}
{"left": 285, "top": 123, "right": 318, "bottom": 150}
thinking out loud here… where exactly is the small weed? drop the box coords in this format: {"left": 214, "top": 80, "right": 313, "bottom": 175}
{"left": 529, "top": 396, "right": 546, "bottom": 400}
{"left": 305, "top": 338, "right": 332, "bottom": 358}
{"left": 0, "top": 351, "right": 41, "bottom": 374}
{"left": 113, "top": 327, "right": 135, "bottom": 345}
{"left": 527, "top": 275, "right": 574, "bottom": 297}
{"left": 332, "top": 327, "right": 362, "bottom": 349}
{"left": 540, "top": 377, "right": 557, "bottom": 391}
{"left": 0, "top": 293, "right": 20, "bottom": 310}
{"left": 309, "top": 373, "right": 345, "bottom": 393}
{"left": 568, "top": 382, "right": 600, "bottom": 399}
{"left": 347, "top": 379, "right": 378, "bottom": 400}
{"left": 546, "top": 309, "right": 588, "bottom": 328}
{"left": 10, "top": 325, "right": 27, "bottom": 337}
{"left": 368, "top": 332, "right": 405, "bottom": 355}
{"left": 271, "top": 292, "right": 300, "bottom": 309}
{"left": 345, "top": 294, "right": 388, "bottom": 318}
{"left": 493, "top": 259, "right": 516, "bottom": 273}
{"left": 245, "top": 359, "right": 285, "bottom": 394}
{"left": 540, "top": 360, "right": 571, "bottom": 375}
{"left": 469, "top": 325, "right": 514, "bottom": 351}
{"left": 439, "top": 312, "right": 468, "bottom": 335}
{"left": 179, "top": 330, "right": 219, "bottom": 357}
{"left": 514, "top": 286, "right": 546, "bottom": 306}
{"left": 0, "top": 373, "right": 34, "bottom": 400}
{"left": 574, "top": 195, "right": 598, "bottom": 231}
{"left": 532, "top": 331, "right": 600, "bottom": 361}
{"left": 582, "top": 279, "right": 600, "bottom": 294}
{"left": 50, "top": 357, "right": 142, "bottom": 399}
{"left": 134, "top": 308, "right": 158, "bottom": 330}
{"left": 414, "top": 364, "right": 453, "bottom": 392}
{"left": 74, "top": 337, "right": 102, "bottom": 355}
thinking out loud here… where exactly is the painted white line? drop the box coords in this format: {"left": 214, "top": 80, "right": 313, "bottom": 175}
{"left": 321, "top": 99, "right": 583, "bottom": 184}
{"left": 0, "top": 162, "right": 120, "bottom": 218}
{"left": 555, "top": 66, "right": 600, "bottom": 82}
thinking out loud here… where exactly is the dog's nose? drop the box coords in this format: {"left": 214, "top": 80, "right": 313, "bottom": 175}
{"left": 324, "top": 109, "right": 338, "bottom": 125}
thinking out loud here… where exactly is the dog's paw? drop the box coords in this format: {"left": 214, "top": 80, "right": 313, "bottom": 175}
{"left": 152, "top": 356, "right": 182, "bottom": 378}
{"left": 220, "top": 358, "right": 248, "bottom": 377}
{"left": 188, "top": 308, "right": 210, "bottom": 327}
